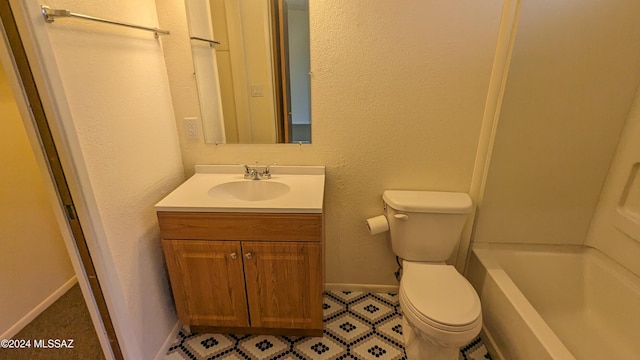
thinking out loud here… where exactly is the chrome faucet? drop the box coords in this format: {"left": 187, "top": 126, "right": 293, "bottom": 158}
{"left": 241, "top": 163, "right": 257, "bottom": 179}
{"left": 240, "top": 162, "right": 277, "bottom": 180}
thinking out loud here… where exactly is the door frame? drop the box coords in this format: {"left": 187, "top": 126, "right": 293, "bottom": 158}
{"left": 0, "top": 2, "right": 123, "bottom": 359}
{"left": 270, "top": 0, "right": 292, "bottom": 143}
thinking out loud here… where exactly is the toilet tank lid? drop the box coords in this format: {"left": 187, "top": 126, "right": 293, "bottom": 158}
{"left": 383, "top": 190, "right": 472, "bottom": 214}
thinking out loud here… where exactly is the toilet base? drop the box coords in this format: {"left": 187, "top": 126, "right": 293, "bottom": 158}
{"left": 402, "top": 317, "right": 460, "bottom": 360}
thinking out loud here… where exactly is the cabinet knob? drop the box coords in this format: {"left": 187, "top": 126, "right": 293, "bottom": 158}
{"left": 230, "top": 252, "right": 237, "bottom": 259}
{"left": 244, "top": 252, "right": 253, "bottom": 260}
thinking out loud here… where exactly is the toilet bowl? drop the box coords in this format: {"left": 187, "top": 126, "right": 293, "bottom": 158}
{"left": 382, "top": 190, "right": 482, "bottom": 360}
{"left": 399, "top": 262, "right": 482, "bottom": 359}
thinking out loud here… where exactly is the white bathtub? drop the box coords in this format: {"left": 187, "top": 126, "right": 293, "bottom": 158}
{"left": 467, "top": 244, "right": 640, "bottom": 360}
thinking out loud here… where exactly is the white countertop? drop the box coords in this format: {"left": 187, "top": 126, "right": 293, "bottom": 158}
{"left": 155, "top": 165, "right": 325, "bottom": 213}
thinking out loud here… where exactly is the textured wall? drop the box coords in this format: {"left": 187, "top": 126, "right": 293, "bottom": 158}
{"left": 473, "top": 0, "right": 640, "bottom": 246}
{"left": 0, "top": 62, "right": 75, "bottom": 337}
{"left": 160, "top": 0, "right": 504, "bottom": 285}
{"left": 18, "top": 1, "right": 185, "bottom": 358}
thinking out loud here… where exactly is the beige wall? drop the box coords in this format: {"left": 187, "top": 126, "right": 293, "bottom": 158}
{"left": 0, "top": 62, "right": 74, "bottom": 336}
{"left": 586, "top": 87, "right": 640, "bottom": 278}
{"left": 473, "top": 0, "right": 640, "bottom": 246}
{"left": 16, "top": 1, "right": 186, "bottom": 357}
{"left": 160, "top": 0, "right": 504, "bottom": 286}
{"left": 239, "top": 0, "right": 277, "bottom": 142}
{"left": 210, "top": 0, "right": 240, "bottom": 142}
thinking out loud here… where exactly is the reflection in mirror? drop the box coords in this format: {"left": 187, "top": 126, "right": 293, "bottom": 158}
{"left": 186, "top": 0, "right": 311, "bottom": 144}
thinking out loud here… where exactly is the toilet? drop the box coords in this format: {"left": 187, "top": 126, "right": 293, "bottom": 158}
{"left": 383, "top": 190, "right": 482, "bottom": 360}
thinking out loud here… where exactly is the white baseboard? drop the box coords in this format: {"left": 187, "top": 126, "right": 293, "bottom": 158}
{"left": 324, "top": 283, "right": 399, "bottom": 293}
{"left": 154, "top": 320, "right": 181, "bottom": 360}
{"left": 0, "top": 276, "right": 77, "bottom": 340}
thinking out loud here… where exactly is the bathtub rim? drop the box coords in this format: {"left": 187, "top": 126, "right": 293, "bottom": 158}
{"left": 469, "top": 242, "right": 640, "bottom": 360}
{"left": 473, "top": 242, "right": 640, "bottom": 295}
{"left": 470, "top": 243, "right": 577, "bottom": 360}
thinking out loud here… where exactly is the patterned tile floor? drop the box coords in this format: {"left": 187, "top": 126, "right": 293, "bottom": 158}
{"left": 165, "top": 291, "right": 490, "bottom": 360}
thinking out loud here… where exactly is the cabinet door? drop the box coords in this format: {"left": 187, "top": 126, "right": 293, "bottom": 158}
{"left": 162, "top": 240, "right": 249, "bottom": 327}
{"left": 242, "top": 241, "right": 323, "bottom": 330}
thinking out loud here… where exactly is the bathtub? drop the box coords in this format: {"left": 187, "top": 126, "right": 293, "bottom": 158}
{"left": 467, "top": 243, "right": 640, "bottom": 360}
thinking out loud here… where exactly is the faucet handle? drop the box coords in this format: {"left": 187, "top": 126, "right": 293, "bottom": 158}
{"left": 240, "top": 163, "right": 253, "bottom": 179}
{"left": 261, "top": 162, "right": 277, "bottom": 179}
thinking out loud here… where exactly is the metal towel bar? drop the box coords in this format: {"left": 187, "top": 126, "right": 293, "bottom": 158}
{"left": 190, "top": 36, "right": 221, "bottom": 47}
{"left": 41, "top": 5, "right": 170, "bottom": 38}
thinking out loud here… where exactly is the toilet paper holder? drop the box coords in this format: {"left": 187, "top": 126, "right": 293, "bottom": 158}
{"left": 365, "top": 214, "right": 389, "bottom": 235}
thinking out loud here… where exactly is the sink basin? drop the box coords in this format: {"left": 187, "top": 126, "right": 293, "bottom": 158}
{"left": 208, "top": 180, "right": 291, "bottom": 201}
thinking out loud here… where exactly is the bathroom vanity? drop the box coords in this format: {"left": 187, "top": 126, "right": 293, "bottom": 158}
{"left": 155, "top": 165, "right": 325, "bottom": 336}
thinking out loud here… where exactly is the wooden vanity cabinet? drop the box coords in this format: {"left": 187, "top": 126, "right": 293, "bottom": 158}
{"left": 158, "top": 212, "right": 323, "bottom": 336}
{"left": 161, "top": 240, "right": 250, "bottom": 327}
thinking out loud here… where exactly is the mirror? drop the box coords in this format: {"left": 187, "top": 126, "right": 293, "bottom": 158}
{"left": 185, "top": 0, "right": 311, "bottom": 144}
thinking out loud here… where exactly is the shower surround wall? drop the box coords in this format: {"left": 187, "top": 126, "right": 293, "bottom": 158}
{"left": 473, "top": 0, "right": 640, "bottom": 248}
{"left": 587, "top": 88, "right": 640, "bottom": 277}
{"left": 461, "top": 0, "right": 640, "bottom": 357}
{"left": 158, "top": 0, "right": 506, "bottom": 287}
{"left": 11, "top": 1, "right": 185, "bottom": 358}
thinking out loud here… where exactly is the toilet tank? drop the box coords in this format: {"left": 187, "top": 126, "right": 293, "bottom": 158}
{"left": 383, "top": 190, "right": 472, "bottom": 262}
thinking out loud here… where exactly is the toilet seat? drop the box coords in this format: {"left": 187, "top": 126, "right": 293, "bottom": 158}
{"left": 399, "top": 262, "right": 481, "bottom": 333}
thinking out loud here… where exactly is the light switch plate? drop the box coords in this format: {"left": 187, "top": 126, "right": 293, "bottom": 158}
{"left": 250, "top": 84, "right": 264, "bottom": 97}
